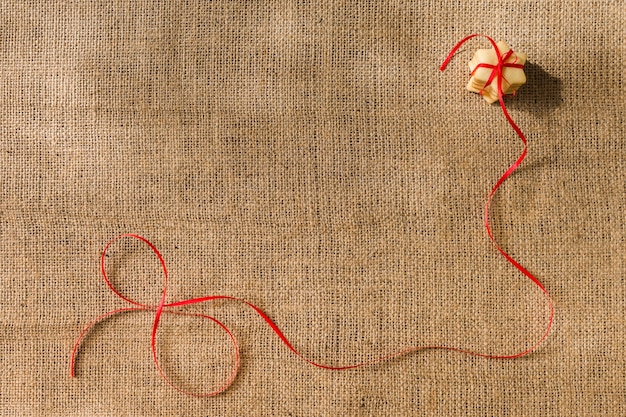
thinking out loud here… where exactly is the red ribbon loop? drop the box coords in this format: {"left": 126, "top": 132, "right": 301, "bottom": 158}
{"left": 69, "top": 233, "right": 241, "bottom": 397}
{"left": 71, "top": 34, "right": 553, "bottom": 397}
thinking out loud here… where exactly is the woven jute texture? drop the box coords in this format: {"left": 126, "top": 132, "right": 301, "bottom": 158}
{"left": 1, "top": 1, "right": 624, "bottom": 416}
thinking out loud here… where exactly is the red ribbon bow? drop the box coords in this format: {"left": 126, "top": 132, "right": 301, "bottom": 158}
{"left": 71, "top": 34, "right": 554, "bottom": 397}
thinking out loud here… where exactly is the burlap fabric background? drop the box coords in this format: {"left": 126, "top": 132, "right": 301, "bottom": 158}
{"left": 1, "top": 1, "right": 623, "bottom": 416}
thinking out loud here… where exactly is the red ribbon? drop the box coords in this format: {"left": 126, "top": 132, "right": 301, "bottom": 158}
{"left": 440, "top": 34, "right": 525, "bottom": 98}
{"left": 71, "top": 34, "right": 554, "bottom": 397}
{"left": 439, "top": 33, "right": 554, "bottom": 350}
{"left": 472, "top": 48, "right": 523, "bottom": 97}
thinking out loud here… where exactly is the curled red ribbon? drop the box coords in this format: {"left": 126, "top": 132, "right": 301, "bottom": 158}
{"left": 439, "top": 33, "right": 554, "bottom": 350}
{"left": 71, "top": 34, "right": 554, "bottom": 397}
